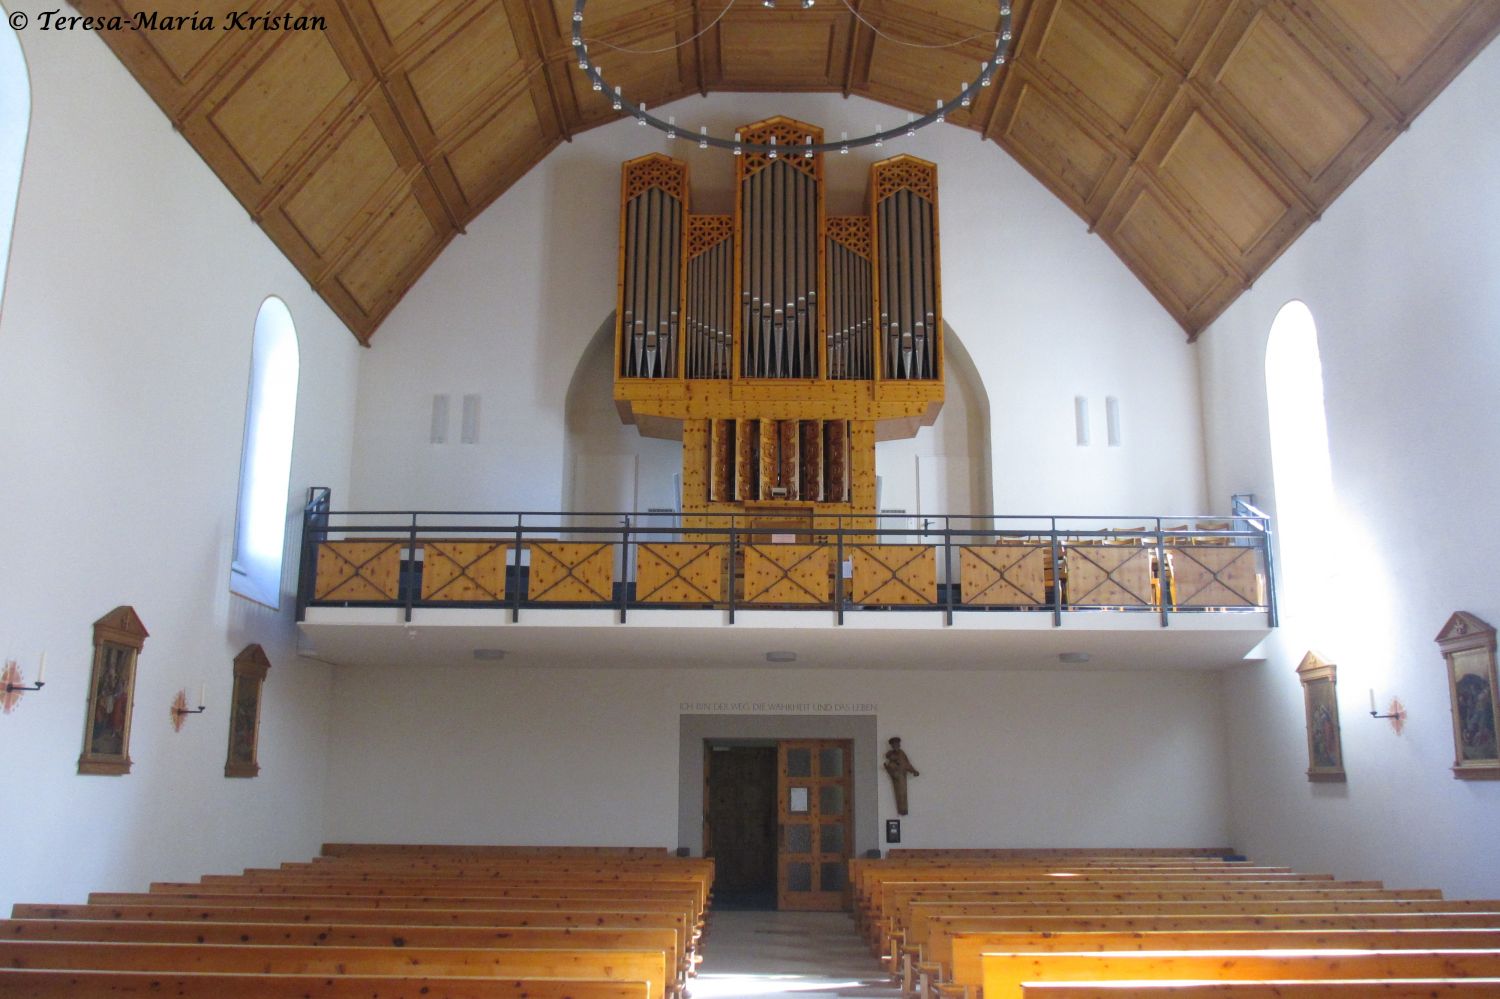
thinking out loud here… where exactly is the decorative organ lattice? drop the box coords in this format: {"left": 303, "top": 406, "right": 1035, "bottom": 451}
{"left": 613, "top": 118, "right": 943, "bottom": 520}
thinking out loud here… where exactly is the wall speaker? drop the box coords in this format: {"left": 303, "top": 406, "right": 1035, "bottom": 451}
{"left": 429, "top": 394, "right": 450, "bottom": 444}
{"left": 461, "top": 393, "right": 481, "bottom": 444}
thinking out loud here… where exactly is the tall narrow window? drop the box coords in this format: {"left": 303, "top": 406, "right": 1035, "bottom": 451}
{"left": 1265, "top": 300, "right": 1333, "bottom": 590}
{"left": 0, "top": 6, "right": 29, "bottom": 311}
{"left": 231, "top": 297, "right": 300, "bottom": 607}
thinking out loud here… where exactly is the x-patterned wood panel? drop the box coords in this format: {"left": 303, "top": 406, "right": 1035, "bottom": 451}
{"left": 528, "top": 542, "right": 616, "bottom": 602}
{"left": 77, "top": 0, "right": 1500, "bottom": 340}
{"left": 636, "top": 543, "right": 724, "bottom": 604}
{"left": 314, "top": 541, "right": 403, "bottom": 601}
{"left": 1064, "top": 544, "right": 1154, "bottom": 607}
{"left": 850, "top": 545, "right": 936, "bottom": 605}
{"left": 743, "top": 545, "right": 830, "bottom": 605}
{"left": 419, "top": 540, "right": 511, "bottom": 601}
{"left": 1168, "top": 544, "right": 1265, "bottom": 607}
{"left": 960, "top": 543, "right": 1047, "bottom": 606}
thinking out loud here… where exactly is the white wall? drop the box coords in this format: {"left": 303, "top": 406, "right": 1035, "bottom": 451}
{"left": 1197, "top": 41, "right": 1500, "bottom": 895}
{"left": 324, "top": 664, "right": 1230, "bottom": 852}
{"left": 351, "top": 92, "right": 1206, "bottom": 519}
{"left": 0, "top": 24, "right": 361, "bottom": 908}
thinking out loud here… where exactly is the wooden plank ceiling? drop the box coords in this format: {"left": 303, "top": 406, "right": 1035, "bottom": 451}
{"left": 73, "top": 0, "right": 1500, "bottom": 342}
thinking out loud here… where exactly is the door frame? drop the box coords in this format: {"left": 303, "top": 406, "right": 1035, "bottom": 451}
{"left": 678, "top": 713, "right": 879, "bottom": 861}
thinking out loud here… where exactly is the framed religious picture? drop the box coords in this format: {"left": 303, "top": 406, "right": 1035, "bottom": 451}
{"left": 1436, "top": 611, "right": 1500, "bottom": 780}
{"left": 225, "top": 643, "right": 271, "bottom": 778}
{"left": 78, "top": 606, "right": 149, "bottom": 776}
{"left": 1295, "top": 651, "right": 1345, "bottom": 782}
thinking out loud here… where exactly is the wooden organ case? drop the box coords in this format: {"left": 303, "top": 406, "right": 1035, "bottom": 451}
{"left": 614, "top": 117, "right": 943, "bottom": 531}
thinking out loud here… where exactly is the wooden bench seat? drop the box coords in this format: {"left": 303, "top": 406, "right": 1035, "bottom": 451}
{"left": 0, "top": 941, "right": 672, "bottom": 999}
{"left": 0, "top": 919, "right": 692, "bottom": 979}
{"left": 1017, "top": 982, "right": 1500, "bottom": 997}
{"left": 924, "top": 930, "right": 1500, "bottom": 999}
{"left": 876, "top": 886, "right": 1440, "bottom": 962}
{"left": 0, "top": 970, "right": 650, "bottom": 998}
{"left": 321, "top": 844, "right": 670, "bottom": 857}
{"left": 902, "top": 913, "right": 1500, "bottom": 997}
{"left": 978, "top": 949, "right": 1500, "bottom": 999}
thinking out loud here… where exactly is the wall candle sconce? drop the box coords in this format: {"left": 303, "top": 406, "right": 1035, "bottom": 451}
{"left": 2, "top": 654, "right": 46, "bottom": 714}
{"left": 1369, "top": 688, "right": 1407, "bottom": 734}
{"left": 170, "top": 684, "right": 207, "bottom": 732}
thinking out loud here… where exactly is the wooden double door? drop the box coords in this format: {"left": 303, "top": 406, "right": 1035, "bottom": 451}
{"left": 704, "top": 738, "right": 853, "bottom": 911}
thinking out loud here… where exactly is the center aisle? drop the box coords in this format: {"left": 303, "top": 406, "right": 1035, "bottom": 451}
{"left": 693, "top": 910, "right": 902, "bottom": 998}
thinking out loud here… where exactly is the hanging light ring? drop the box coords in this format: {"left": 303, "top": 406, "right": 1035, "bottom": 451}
{"left": 570, "top": 0, "right": 1014, "bottom": 155}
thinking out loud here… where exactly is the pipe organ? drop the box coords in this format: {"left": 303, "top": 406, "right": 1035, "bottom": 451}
{"left": 614, "top": 117, "right": 943, "bottom": 525}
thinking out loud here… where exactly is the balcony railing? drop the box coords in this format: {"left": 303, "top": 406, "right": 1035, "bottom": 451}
{"left": 295, "top": 489, "right": 1276, "bottom": 628}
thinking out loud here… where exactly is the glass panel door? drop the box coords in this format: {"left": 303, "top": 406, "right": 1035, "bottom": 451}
{"left": 777, "top": 738, "right": 853, "bottom": 910}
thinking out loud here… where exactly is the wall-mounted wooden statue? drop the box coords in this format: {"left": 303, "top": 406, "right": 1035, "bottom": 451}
{"left": 884, "top": 736, "right": 920, "bottom": 815}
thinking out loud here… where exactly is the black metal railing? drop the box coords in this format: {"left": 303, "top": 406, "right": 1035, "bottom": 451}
{"left": 295, "top": 487, "right": 1276, "bottom": 628}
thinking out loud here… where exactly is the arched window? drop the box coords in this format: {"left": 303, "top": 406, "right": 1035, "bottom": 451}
{"left": 0, "top": 6, "right": 29, "bottom": 311}
{"left": 231, "top": 297, "right": 300, "bottom": 607}
{"left": 1265, "top": 300, "right": 1333, "bottom": 588}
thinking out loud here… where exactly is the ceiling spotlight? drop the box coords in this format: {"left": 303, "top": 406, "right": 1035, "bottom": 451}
{"left": 1058, "top": 652, "right": 1091, "bottom": 664}
{"left": 765, "top": 651, "right": 798, "bottom": 663}
{"left": 472, "top": 648, "right": 507, "bottom": 661}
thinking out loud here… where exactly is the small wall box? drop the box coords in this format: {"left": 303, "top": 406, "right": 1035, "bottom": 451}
{"left": 1436, "top": 611, "right": 1500, "bottom": 780}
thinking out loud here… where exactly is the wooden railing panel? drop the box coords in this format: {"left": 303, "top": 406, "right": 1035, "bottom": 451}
{"left": 851, "top": 545, "right": 936, "bottom": 605}
{"left": 314, "top": 541, "right": 402, "bottom": 601}
{"left": 419, "top": 540, "right": 509, "bottom": 601}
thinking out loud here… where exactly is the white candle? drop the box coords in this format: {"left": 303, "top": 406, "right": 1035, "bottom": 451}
{"left": 1369, "top": 688, "right": 1376, "bottom": 712}
{"left": 36, "top": 652, "right": 46, "bottom": 684}
{"left": 199, "top": 682, "right": 206, "bottom": 709}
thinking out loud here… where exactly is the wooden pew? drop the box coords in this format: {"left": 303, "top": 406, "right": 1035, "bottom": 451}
{"left": 0, "top": 940, "right": 673, "bottom": 999}
{"left": 1018, "top": 983, "right": 1500, "bottom": 997}
{"left": 929, "top": 930, "right": 1500, "bottom": 999}
{"left": 979, "top": 949, "right": 1500, "bottom": 999}
{"left": 8, "top": 904, "right": 698, "bottom": 977}
{"left": 876, "top": 885, "right": 1442, "bottom": 964}
{"left": 322, "top": 844, "right": 670, "bottom": 857}
{"left": 0, "top": 970, "right": 650, "bottom": 998}
{"left": 904, "top": 913, "right": 1500, "bottom": 997}
{"left": 0, "top": 920, "right": 691, "bottom": 980}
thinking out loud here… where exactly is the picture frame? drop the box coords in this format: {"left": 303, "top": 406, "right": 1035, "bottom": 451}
{"left": 1295, "top": 650, "right": 1345, "bottom": 783}
{"left": 78, "top": 606, "right": 149, "bottom": 776}
{"left": 225, "top": 643, "right": 271, "bottom": 778}
{"left": 1436, "top": 611, "right": 1500, "bottom": 780}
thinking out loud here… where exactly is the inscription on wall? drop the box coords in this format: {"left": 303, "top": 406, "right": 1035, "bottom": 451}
{"left": 680, "top": 701, "right": 877, "bottom": 714}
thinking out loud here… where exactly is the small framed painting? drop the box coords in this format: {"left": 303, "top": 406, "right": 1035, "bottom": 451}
{"left": 1296, "top": 651, "right": 1345, "bottom": 783}
{"left": 1436, "top": 612, "right": 1500, "bottom": 780}
{"left": 225, "top": 643, "right": 272, "bottom": 778}
{"left": 78, "top": 606, "right": 149, "bottom": 776}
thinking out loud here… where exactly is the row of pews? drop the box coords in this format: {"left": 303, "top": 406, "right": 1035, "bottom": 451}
{"left": 853, "top": 847, "right": 1500, "bottom": 999}
{"left": 0, "top": 843, "right": 711, "bottom": 998}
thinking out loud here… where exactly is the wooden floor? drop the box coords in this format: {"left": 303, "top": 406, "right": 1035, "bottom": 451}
{"left": 694, "top": 911, "right": 899, "bottom": 998}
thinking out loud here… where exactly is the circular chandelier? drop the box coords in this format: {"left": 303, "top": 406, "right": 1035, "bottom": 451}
{"left": 570, "top": 0, "right": 1014, "bottom": 156}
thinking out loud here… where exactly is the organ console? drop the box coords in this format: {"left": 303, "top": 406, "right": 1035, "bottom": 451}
{"left": 614, "top": 116, "right": 944, "bottom": 529}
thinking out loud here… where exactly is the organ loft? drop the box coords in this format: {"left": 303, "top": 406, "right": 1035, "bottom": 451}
{"left": 612, "top": 117, "right": 943, "bottom": 532}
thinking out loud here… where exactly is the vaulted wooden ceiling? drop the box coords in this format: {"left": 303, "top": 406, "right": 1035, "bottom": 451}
{"left": 74, "top": 0, "right": 1500, "bottom": 342}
